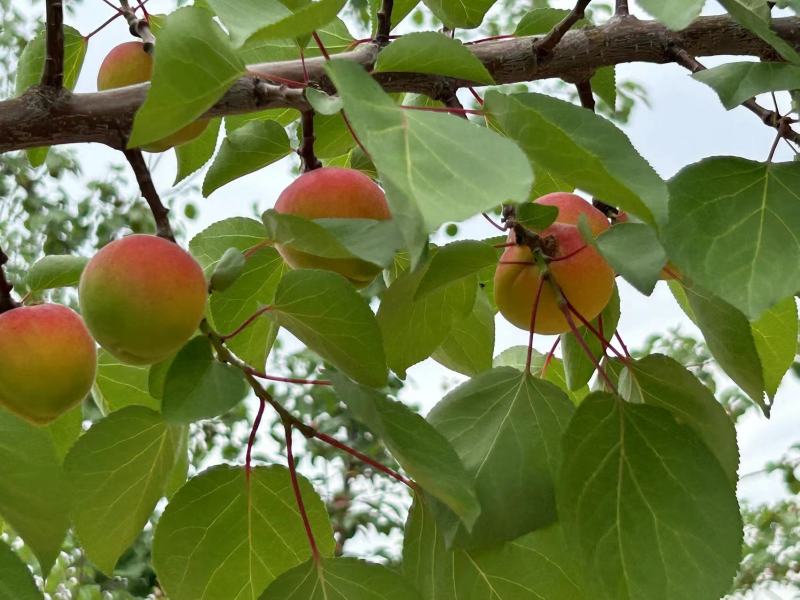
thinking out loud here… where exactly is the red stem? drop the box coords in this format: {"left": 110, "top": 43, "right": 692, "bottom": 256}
{"left": 598, "top": 313, "right": 608, "bottom": 359}
{"left": 464, "top": 33, "right": 517, "bottom": 45}
{"left": 86, "top": 11, "right": 124, "bottom": 39}
{"left": 541, "top": 336, "right": 561, "bottom": 377}
{"left": 615, "top": 331, "right": 632, "bottom": 359}
{"left": 564, "top": 302, "right": 627, "bottom": 362}
{"left": 482, "top": 212, "right": 505, "bottom": 231}
{"left": 246, "top": 397, "right": 267, "bottom": 480}
{"left": 311, "top": 31, "right": 331, "bottom": 61}
{"left": 243, "top": 240, "right": 271, "bottom": 259}
{"left": 561, "top": 306, "right": 619, "bottom": 393}
{"left": 548, "top": 244, "right": 588, "bottom": 262}
{"left": 135, "top": 0, "right": 149, "bottom": 20}
{"left": 342, "top": 112, "right": 370, "bottom": 159}
{"left": 525, "top": 278, "right": 545, "bottom": 374}
{"left": 248, "top": 69, "right": 308, "bottom": 89}
{"left": 467, "top": 87, "right": 485, "bottom": 105}
{"left": 313, "top": 431, "right": 415, "bottom": 488}
{"left": 99, "top": 0, "right": 122, "bottom": 12}
{"left": 299, "top": 47, "right": 309, "bottom": 84}
{"left": 494, "top": 242, "right": 515, "bottom": 248}
{"left": 220, "top": 306, "right": 273, "bottom": 341}
{"left": 246, "top": 367, "right": 332, "bottom": 387}
{"left": 284, "top": 420, "right": 322, "bottom": 563}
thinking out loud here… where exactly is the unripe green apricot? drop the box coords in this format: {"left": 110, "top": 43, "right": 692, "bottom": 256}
{"left": 494, "top": 192, "right": 615, "bottom": 335}
{"left": 274, "top": 167, "right": 392, "bottom": 287}
{"left": 97, "top": 41, "right": 209, "bottom": 152}
{"left": 0, "top": 304, "right": 96, "bottom": 424}
{"left": 79, "top": 235, "right": 208, "bottom": 365}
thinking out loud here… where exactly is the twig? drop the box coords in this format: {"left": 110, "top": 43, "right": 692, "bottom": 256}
{"left": 299, "top": 110, "right": 322, "bottom": 172}
{"left": 376, "top": 0, "right": 395, "bottom": 45}
{"left": 312, "top": 431, "right": 415, "bottom": 488}
{"left": 562, "top": 305, "right": 618, "bottom": 393}
{"left": 220, "top": 306, "right": 273, "bottom": 341}
{"left": 767, "top": 130, "right": 782, "bottom": 162}
{"left": 575, "top": 80, "right": 595, "bottom": 111}
{"left": 284, "top": 418, "right": 322, "bottom": 563}
{"left": 614, "top": 331, "right": 632, "bottom": 359}
{"left": 0, "top": 247, "right": 20, "bottom": 314}
{"left": 615, "top": 0, "right": 629, "bottom": 16}
{"left": 120, "top": 0, "right": 155, "bottom": 52}
{"left": 246, "top": 368, "right": 332, "bottom": 387}
{"left": 565, "top": 302, "right": 627, "bottom": 361}
{"left": 525, "top": 278, "right": 546, "bottom": 374}
{"left": 42, "top": 0, "right": 64, "bottom": 88}
{"left": 437, "top": 90, "right": 469, "bottom": 120}
{"left": 246, "top": 398, "right": 266, "bottom": 480}
{"left": 482, "top": 212, "right": 505, "bottom": 231}
{"left": 311, "top": 32, "right": 331, "bottom": 61}
{"left": 536, "top": 0, "right": 592, "bottom": 56}
{"left": 122, "top": 149, "right": 176, "bottom": 241}
{"left": 541, "top": 336, "right": 561, "bottom": 377}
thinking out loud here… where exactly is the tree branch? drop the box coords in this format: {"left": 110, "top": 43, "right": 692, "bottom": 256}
{"left": 122, "top": 149, "right": 176, "bottom": 241}
{"left": 299, "top": 109, "right": 322, "bottom": 172}
{"left": 3, "top": 15, "right": 800, "bottom": 153}
{"left": 575, "top": 80, "right": 595, "bottom": 112}
{"left": 0, "top": 247, "right": 21, "bottom": 314}
{"left": 376, "top": 0, "right": 394, "bottom": 45}
{"left": 536, "top": 0, "right": 592, "bottom": 55}
{"left": 41, "top": 0, "right": 64, "bottom": 88}
{"left": 615, "top": 0, "right": 629, "bottom": 16}
{"left": 120, "top": 0, "right": 155, "bottom": 53}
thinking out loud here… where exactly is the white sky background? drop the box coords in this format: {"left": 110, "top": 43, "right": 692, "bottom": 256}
{"left": 17, "top": 0, "right": 800, "bottom": 593}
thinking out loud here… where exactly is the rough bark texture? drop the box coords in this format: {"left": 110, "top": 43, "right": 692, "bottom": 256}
{"left": 1, "top": 15, "right": 799, "bottom": 153}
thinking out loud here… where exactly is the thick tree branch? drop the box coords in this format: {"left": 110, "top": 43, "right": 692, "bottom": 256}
{"left": 122, "top": 149, "right": 176, "bottom": 241}
{"left": 0, "top": 247, "right": 20, "bottom": 314}
{"left": 42, "top": 0, "right": 64, "bottom": 88}
{"left": 3, "top": 15, "right": 800, "bottom": 153}
{"left": 536, "top": 0, "right": 592, "bottom": 55}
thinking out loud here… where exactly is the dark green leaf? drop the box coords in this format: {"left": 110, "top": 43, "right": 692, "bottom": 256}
{"left": 0, "top": 540, "right": 41, "bottom": 600}
{"left": 27, "top": 255, "right": 89, "bottom": 292}
{"left": 415, "top": 240, "right": 497, "bottom": 298}
{"left": 210, "top": 247, "right": 247, "bottom": 292}
{"left": 432, "top": 290, "right": 495, "bottom": 376}
{"left": 248, "top": 0, "right": 347, "bottom": 41}
{"left": 493, "top": 346, "right": 589, "bottom": 405}
{"left": 174, "top": 117, "right": 221, "bottom": 184}
{"left": 515, "top": 202, "right": 559, "bottom": 231}
{"left": 591, "top": 66, "right": 616, "bottom": 110}
{"left": 693, "top": 62, "right": 800, "bottom": 109}
{"left": 596, "top": 223, "right": 666, "bottom": 295}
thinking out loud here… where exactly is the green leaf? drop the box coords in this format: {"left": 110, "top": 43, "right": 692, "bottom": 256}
{"left": 165, "top": 426, "right": 191, "bottom": 498}
{"left": 206, "top": 0, "right": 292, "bottom": 47}
{"left": 415, "top": 240, "right": 497, "bottom": 298}
{"left": 0, "top": 409, "right": 70, "bottom": 574}
{"left": 260, "top": 557, "right": 422, "bottom": 599}
{"left": 45, "top": 405, "right": 83, "bottom": 463}
{"left": 486, "top": 91, "right": 668, "bottom": 226}
{"left": 203, "top": 120, "right": 292, "bottom": 197}
{"left": 210, "top": 247, "right": 247, "bottom": 292}
{"left": 591, "top": 66, "right": 617, "bottom": 110}
{"left": 515, "top": 202, "right": 559, "bottom": 231}
{"left": 262, "top": 209, "right": 403, "bottom": 268}
{"left": 665, "top": 157, "right": 800, "bottom": 319}
{"left": 26, "top": 255, "right": 89, "bottom": 292}
{"left": 64, "top": 407, "right": 183, "bottom": 574}
{"left": 248, "top": 0, "right": 348, "bottom": 41}
{"left": 161, "top": 337, "right": 248, "bottom": 423}
{"left": 330, "top": 372, "right": 480, "bottom": 529}
{"left": 428, "top": 368, "right": 575, "bottom": 547}
{"left": 493, "top": 346, "right": 589, "bottom": 405}
{"left": 174, "top": 117, "right": 221, "bottom": 184}
{"left": 0, "top": 540, "right": 41, "bottom": 600}
{"left": 326, "top": 61, "right": 532, "bottom": 262}
{"left": 718, "top": 0, "right": 800, "bottom": 64}
{"left": 403, "top": 496, "right": 587, "bottom": 600}
{"left": 514, "top": 8, "right": 571, "bottom": 35}
{"left": 268, "top": 270, "right": 388, "bottom": 386}
{"left": 93, "top": 349, "right": 159, "bottom": 413}
{"left": 636, "top": 0, "right": 705, "bottom": 30}
{"left": 377, "top": 258, "right": 476, "bottom": 377}
{"left": 432, "top": 290, "right": 495, "bottom": 376}
{"left": 596, "top": 223, "right": 666, "bottom": 295}
{"left": 693, "top": 62, "right": 800, "bottom": 109}
{"left": 209, "top": 246, "right": 286, "bottom": 369}
{"left": 422, "top": 0, "right": 496, "bottom": 28}
{"left": 15, "top": 26, "right": 87, "bottom": 167}
{"left": 619, "top": 354, "right": 739, "bottom": 485}
{"left": 153, "top": 465, "right": 334, "bottom": 600}
{"left": 751, "top": 295, "right": 798, "bottom": 397}
{"left": 374, "top": 32, "right": 494, "bottom": 84}
{"left": 129, "top": 7, "right": 246, "bottom": 148}
{"left": 558, "top": 393, "right": 742, "bottom": 600}
{"left": 190, "top": 217, "right": 269, "bottom": 275}
{"left": 305, "top": 88, "right": 343, "bottom": 115}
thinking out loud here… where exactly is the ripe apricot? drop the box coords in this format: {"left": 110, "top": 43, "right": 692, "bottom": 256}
{"left": 494, "top": 192, "right": 615, "bottom": 335}
{"left": 79, "top": 235, "right": 207, "bottom": 365}
{"left": 274, "top": 167, "right": 392, "bottom": 287}
{"left": 0, "top": 304, "right": 96, "bottom": 424}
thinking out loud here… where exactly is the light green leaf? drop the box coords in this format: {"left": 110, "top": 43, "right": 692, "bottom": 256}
{"left": 433, "top": 291, "right": 495, "bottom": 376}
{"left": 0, "top": 409, "right": 70, "bottom": 574}
{"left": 203, "top": 120, "right": 291, "bottom": 197}
{"left": 693, "top": 61, "right": 800, "bottom": 109}
{"left": 0, "top": 540, "right": 41, "bottom": 600}
{"left": 153, "top": 465, "right": 334, "bottom": 600}
{"left": 327, "top": 61, "right": 532, "bottom": 262}
{"left": 493, "top": 346, "right": 589, "bottom": 405}
{"left": 161, "top": 337, "right": 248, "bottom": 423}
{"left": 210, "top": 247, "right": 247, "bottom": 292}
{"left": 330, "top": 373, "right": 480, "bottom": 528}
{"left": 374, "top": 32, "right": 494, "bottom": 84}
{"left": 596, "top": 223, "right": 666, "bottom": 295}
{"left": 174, "top": 117, "right": 221, "bottom": 185}
{"left": 415, "top": 240, "right": 497, "bottom": 298}
{"left": 260, "top": 557, "right": 421, "bottom": 599}
{"left": 129, "top": 7, "right": 246, "bottom": 148}
{"left": 268, "top": 270, "right": 388, "bottom": 386}
{"left": 64, "top": 407, "right": 183, "bottom": 574}
{"left": 206, "top": 0, "right": 292, "bottom": 47}
{"left": 45, "top": 405, "right": 83, "bottom": 463}
{"left": 486, "top": 91, "right": 668, "bottom": 226}
{"left": 93, "top": 349, "right": 159, "bottom": 413}
{"left": 516, "top": 202, "right": 559, "bottom": 231}
{"left": 718, "top": 0, "right": 800, "bottom": 64}
{"left": 311, "top": 113, "right": 356, "bottom": 159}
{"left": 591, "top": 66, "right": 617, "bottom": 110}
{"left": 305, "top": 88, "right": 343, "bottom": 115}
{"left": 165, "top": 426, "right": 191, "bottom": 498}
{"left": 514, "top": 8, "right": 571, "bottom": 35}
{"left": 636, "top": 0, "right": 705, "bottom": 30}
{"left": 665, "top": 157, "right": 800, "bottom": 319}
{"left": 248, "top": 0, "right": 347, "bottom": 41}
{"left": 751, "top": 295, "right": 798, "bottom": 397}
{"left": 422, "top": 0, "right": 496, "bottom": 28}
{"left": 558, "top": 393, "right": 742, "bottom": 600}
{"left": 428, "top": 368, "right": 575, "bottom": 547}
{"left": 26, "top": 255, "right": 89, "bottom": 292}
{"left": 189, "top": 217, "right": 269, "bottom": 275}
{"left": 619, "top": 354, "right": 739, "bottom": 485}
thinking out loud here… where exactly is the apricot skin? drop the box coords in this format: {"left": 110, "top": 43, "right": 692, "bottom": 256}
{"left": 274, "top": 167, "right": 392, "bottom": 287}
{"left": 97, "top": 42, "right": 208, "bottom": 152}
{"left": 494, "top": 193, "right": 615, "bottom": 335}
{"left": 79, "top": 235, "right": 208, "bottom": 365}
{"left": 0, "top": 304, "right": 96, "bottom": 424}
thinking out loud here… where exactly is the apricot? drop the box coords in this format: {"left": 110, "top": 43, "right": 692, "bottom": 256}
{"left": 494, "top": 192, "right": 615, "bottom": 335}
{"left": 0, "top": 304, "right": 96, "bottom": 424}
{"left": 274, "top": 167, "right": 392, "bottom": 287}
{"left": 79, "top": 235, "right": 207, "bottom": 365}
{"left": 97, "top": 41, "right": 209, "bottom": 152}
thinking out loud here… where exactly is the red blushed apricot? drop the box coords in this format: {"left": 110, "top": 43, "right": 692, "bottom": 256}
{"left": 79, "top": 235, "right": 208, "bottom": 365}
{"left": 274, "top": 167, "right": 392, "bottom": 287}
{"left": 97, "top": 42, "right": 209, "bottom": 152}
{"left": 494, "top": 194, "right": 615, "bottom": 335}
{"left": 0, "top": 304, "right": 96, "bottom": 424}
